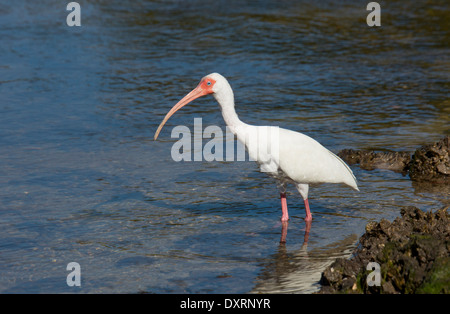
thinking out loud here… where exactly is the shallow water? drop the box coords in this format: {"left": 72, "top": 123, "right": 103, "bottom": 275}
{"left": 0, "top": 0, "right": 448, "bottom": 293}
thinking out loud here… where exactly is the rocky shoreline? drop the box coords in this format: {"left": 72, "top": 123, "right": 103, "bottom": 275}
{"left": 317, "top": 136, "right": 450, "bottom": 294}
{"left": 317, "top": 206, "right": 449, "bottom": 293}
{"left": 337, "top": 135, "right": 450, "bottom": 183}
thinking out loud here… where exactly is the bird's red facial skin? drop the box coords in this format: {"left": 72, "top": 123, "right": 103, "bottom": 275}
{"left": 200, "top": 77, "right": 216, "bottom": 94}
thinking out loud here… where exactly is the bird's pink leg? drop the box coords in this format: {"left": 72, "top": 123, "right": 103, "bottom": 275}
{"left": 304, "top": 198, "right": 312, "bottom": 222}
{"left": 280, "top": 193, "right": 289, "bottom": 222}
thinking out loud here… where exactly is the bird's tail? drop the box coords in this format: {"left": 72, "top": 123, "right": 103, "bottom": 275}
{"left": 328, "top": 150, "right": 359, "bottom": 191}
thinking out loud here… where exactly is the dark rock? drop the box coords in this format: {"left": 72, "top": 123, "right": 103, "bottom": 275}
{"left": 409, "top": 136, "right": 450, "bottom": 184}
{"left": 337, "top": 149, "right": 411, "bottom": 173}
{"left": 317, "top": 206, "right": 450, "bottom": 294}
{"left": 319, "top": 257, "right": 360, "bottom": 293}
{"left": 338, "top": 136, "right": 450, "bottom": 185}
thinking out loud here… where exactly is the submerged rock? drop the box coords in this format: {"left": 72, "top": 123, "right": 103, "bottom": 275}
{"left": 337, "top": 149, "right": 410, "bottom": 173}
{"left": 338, "top": 135, "right": 450, "bottom": 184}
{"left": 317, "top": 206, "right": 450, "bottom": 294}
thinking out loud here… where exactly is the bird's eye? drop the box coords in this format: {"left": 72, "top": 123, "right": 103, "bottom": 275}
{"left": 207, "top": 81, "right": 211, "bottom": 86}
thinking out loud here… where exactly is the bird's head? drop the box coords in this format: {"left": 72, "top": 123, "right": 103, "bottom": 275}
{"left": 154, "top": 73, "right": 228, "bottom": 140}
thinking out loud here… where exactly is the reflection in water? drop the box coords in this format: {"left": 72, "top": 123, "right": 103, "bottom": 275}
{"left": 279, "top": 219, "right": 311, "bottom": 244}
{"left": 412, "top": 181, "right": 450, "bottom": 206}
{"left": 252, "top": 233, "right": 358, "bottom": 293}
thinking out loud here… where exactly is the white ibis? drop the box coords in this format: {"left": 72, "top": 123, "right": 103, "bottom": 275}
{"left": 154, "top": 73, "right": 359, "bottom": 228}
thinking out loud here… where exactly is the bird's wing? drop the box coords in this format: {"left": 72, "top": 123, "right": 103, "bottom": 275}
{"left": 276, "top": 128, "right": 359, "bottom": 190}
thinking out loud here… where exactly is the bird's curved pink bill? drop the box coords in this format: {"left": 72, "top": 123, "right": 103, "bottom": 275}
{"left": 154, "top": 79, "right": 215, "bottom": 140}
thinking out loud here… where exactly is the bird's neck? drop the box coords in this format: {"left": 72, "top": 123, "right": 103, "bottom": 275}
{"left": 213, "top": 85, "right": 246, "bottom": 134}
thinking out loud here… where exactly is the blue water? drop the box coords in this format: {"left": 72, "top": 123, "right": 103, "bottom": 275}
{"left": 0, "top": 0, "right": 448, "bottom": 293}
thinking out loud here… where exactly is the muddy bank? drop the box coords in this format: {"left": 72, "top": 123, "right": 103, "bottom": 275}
{"left": 317, "top": 206, "right": 450, "bottom": 294}
{"left": 338, "top": 135, "right": 450, "bottom": 183}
